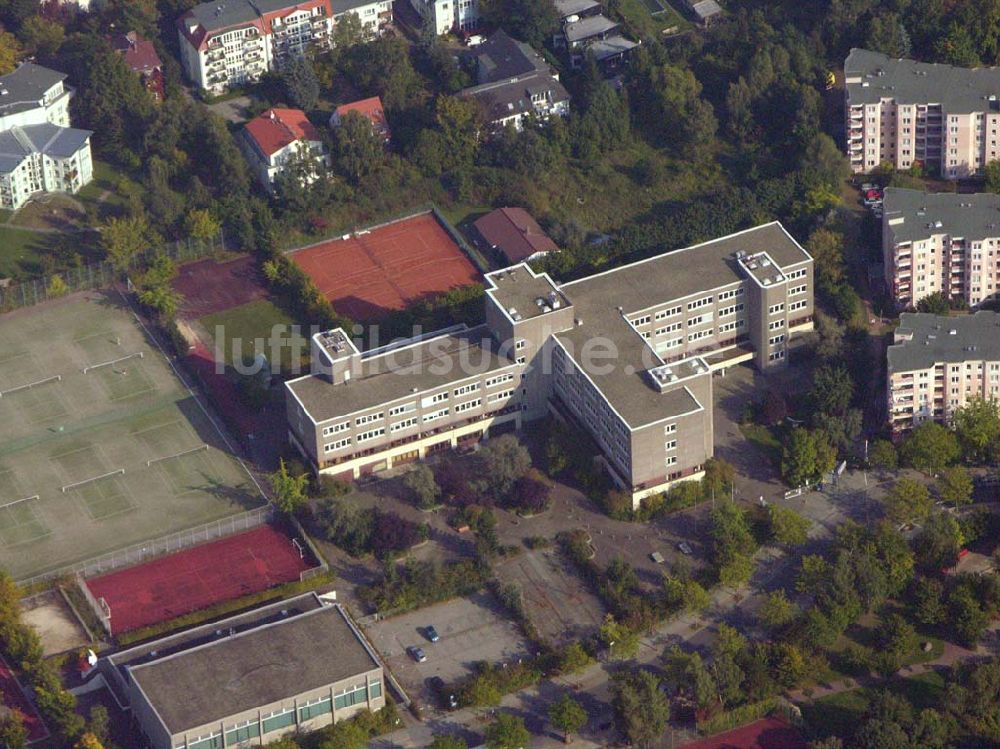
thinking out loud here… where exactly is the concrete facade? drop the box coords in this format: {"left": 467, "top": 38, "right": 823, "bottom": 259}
{"left": 408, "top": 0, "right": 479, "bottom": 35}
{"left": 285, "top": 223, "right": 814, "bottom": 507}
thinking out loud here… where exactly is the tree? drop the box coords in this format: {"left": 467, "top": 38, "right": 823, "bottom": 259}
{"left": 282, "top": 56, "right": 320, "bottom": 110}
{"left": 915, "top": 512, "right": 964, "bottom": 572}
{"left": 760, "top": 390, "right": 788, "bottom": 426}
{"left": 630, "top": 62, "right": 717, "bottom": 154}
{"left": 20, "top": 15, "right": 64, "bottom": 58}
{"left": 0, "top": 31, "right": 22, "bottom": 75}
{"left": 758, "top": 589, "right": 798, "bottom": 630}
{"left": 612, "top": 670, "right": 670, "bottom": 749}
{"left": 782, "top": 428, "right": 835, "bottom": 487}
{"left": 184, "top": 208, "right": 220, "bottom": 242}
{"left": 911, "top": 576, "right": 946, "bottom": 626}
{"left": 319, "top": 718, "right": 368, "bottom": 749}
{"left": 334, "top": 110, "right": 385, "bottom": 183}
{"left": 137, "top": 284, "right": 181, "bottom": 319}
{"left": 102, "top": 215, "right": 153, "bottom": 272}
{"left": 428, "top": 737, "right": 468, "bottom": 749}
{"left": 796, "top": 554, "right": 830, "bottom": 594}
{"left": 883, "top": 478, "right": 933, "bottom": 526}
{"left": 702, "top": 457, "right": 735, "bottom": 498}
{"left": 269, "top": 458, "right": 310, "bottom": 515}
{"left": 484, "top": 713, "right": 530, "bottom": 749}
{"left": 0, "top": 714, "right": 27, "bottom": 749}
{"left": 805, "top": 228, "right": 845, "bottom": 291}
{"left": 332, "top": 10, "right": 365, "bottom": 52}
{"left": 403, "top": 464, "right": 440, "bottom": 510}
{"left": 916, "top": 292, "right": 951, "bottom": 315}
{"left": 549, "top": 693, "right": 587, "bottom": 743}
{"left": 481, "top": 0, "right": 558, "bottom": 48}
{"left": 899, "top": 422, "right": 960, "bottom": 475}
{"left": 74, "top": 734, "right": 105, "bottom": 749}
{"left": 811, "top": 365, "right": 854, "bottom": 416}
{"left": 937, "top": 465, "right": 973, "bottom": 506}
{"left": 433, "top": 95, "right": 482, "bottom": 173}
{"left": 599, "top": 613, "right": 639, "bottom": 660}
{"left": 952, "top": 397, "right": 1000, "bottom": 463}
{"left": 768, "top": 504, "right": 811, "bottom": 546}
{"left": 479, "top": 434, "right": 531, "bottom": 498}
{"left": 869, "top": 439, "right": 898, "bottom": 472}
{"left": 662, "top": 572, "right": 710, "bottom": 613}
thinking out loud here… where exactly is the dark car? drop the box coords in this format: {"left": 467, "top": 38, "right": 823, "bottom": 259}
{"left": 409, "top": 646, "right": 427, "bottom": 663}
{"left": 426, "top": 676, "right": 459, "bottom": 710}
{"left": 425, "top": 625, "right": 440, "bottom": 642}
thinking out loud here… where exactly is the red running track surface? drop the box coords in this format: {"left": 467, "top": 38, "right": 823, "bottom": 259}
{"left": 0, "top": 655, "right": 48, "bottom": 742}
{"left": 289, "top": 212, "right": 481, "bottom": 321}
{"left": 85, "top": 525, "right": 312, "bottom": 635}
{"left": 680, "top": 718, "right": 807, "bottom": 749}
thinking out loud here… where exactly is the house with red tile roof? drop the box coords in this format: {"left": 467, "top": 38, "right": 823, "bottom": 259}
{"left": 111, "top": 32, "right": 165, "bottom": 102}
{"left": 240, "top": 108, "right": 329, "bottom": 190}
{"left": 329, "top": 96, "right": 391, "bottom": 144}
{"left": 473, "top": 207, "right": 559, "bottom": 264}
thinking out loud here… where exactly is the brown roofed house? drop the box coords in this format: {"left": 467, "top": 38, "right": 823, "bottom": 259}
{"left": 473, "top": 207, "right": 558, "bottom": 264}
{"left": 111, "top": 31, "right": 165, "bottom": 102}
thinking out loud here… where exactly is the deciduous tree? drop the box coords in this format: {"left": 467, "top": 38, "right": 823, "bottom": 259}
{"left": 548, "top": 693, "right": 587, "bottom": 743}
{"left": 883, "top": 478, "right": 933, "bottom": 526}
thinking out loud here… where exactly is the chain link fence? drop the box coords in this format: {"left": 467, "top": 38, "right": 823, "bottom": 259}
{"left": 0, "top": 232, "right": 225, "bottom": 313}
{"left": 17, "top": 505, "right": 272, "bottom": 589}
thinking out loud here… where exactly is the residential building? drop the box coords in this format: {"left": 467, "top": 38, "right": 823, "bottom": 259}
{"left": 111, "top": 31, "right": 166, "bottom": 102}
{"left": 460, "top": 31, "right": 571, "bottom": 131}
{"left": 0, "top": 124, "right": 94, "bottom": 210}
{"left": 408, "top": 0, "right": 479, "bottom": 35}
{"left": 882, "top": 187, "right": 1000, "bottom": 309}
{"left": 687, "top": 0, "right": 723, "bottom": 26}
{"left": 886, "top": 311, "right": 1000, "bottom": 435}
{"left": 329, "top": 96, "right": 391, "bottom": 144}
{"left": 0, "top": 63, "right": 74, "bottom": 131}
{"left": 177, "top": 0, "right": 393, "bottom": 95}
{"left": 845, "top": 48, "right": 1000, "bottom": 179}
{"left": 554, "top": 0, "right": 637, "bottom": 70}
{"left": 101, "top": 594, "right": 385, "bottom": 749}
{"left": 241, "top": 107, "right": 329, "bottom": 190}
{"left": 473, "top": 207, "right": 558, "bottom": 264}
{"left": 286, "top": 222, "right": 814, "bottom": 507}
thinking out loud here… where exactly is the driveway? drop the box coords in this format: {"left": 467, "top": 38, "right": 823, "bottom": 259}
{"left": 206, "top": 95, "right": 254, "bottom": 124}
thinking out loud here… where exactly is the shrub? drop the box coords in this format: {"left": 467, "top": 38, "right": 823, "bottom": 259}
{"left": 508, "top": 470, "right": 552, "bottom": 515}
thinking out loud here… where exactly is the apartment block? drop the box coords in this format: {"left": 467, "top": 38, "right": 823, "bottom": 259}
{"left": 285, "top": 222, "right": 814, "bottom": 507}
{"left": 409, "top": 0, "right": 479, "bottom": 35}
{"left": 177, "top": 0, "right": 392, "bottom": 94}
{"left": 845, "top": 48, "right": 1000, "bottom": 179}
{"left": 0, "top": 63, "right": 73, "bottom": 131}
{"left": 101, "top": 594, "right": 384, "bottom": 749}
{"left": 882, "top": 188, "right": 1000, "bottom": 309}
{"left": 887, "top": 311, "right": 1000, "bottom": 435}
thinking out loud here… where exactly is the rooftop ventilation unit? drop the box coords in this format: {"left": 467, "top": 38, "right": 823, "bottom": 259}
{"left": 762, "top": 278, "right": 771, "bottom": 286}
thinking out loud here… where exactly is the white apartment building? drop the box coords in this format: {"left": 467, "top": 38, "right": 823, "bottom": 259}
{"left": 240, "top": 107, "right": 329, "bottom": 190}
{"left": 845, "top": 48, "right": 1000, "bottom": 179}
{"left": 0, "top": 63, "right": 73, "bottom": 131}
{"left": 177, "top": 0, "right": 392, "bottom": 94}
{"left": 409, "top": 0, "right": 479, "bottom": 35}
{"left": 887, "top": 311, "right": 1000, "bottom": 435}
{"left": 882, "top": 188, "right": 1000, "bottom": 309}
{"left": 0, "top": 64, "right": 92, "bottom": 210}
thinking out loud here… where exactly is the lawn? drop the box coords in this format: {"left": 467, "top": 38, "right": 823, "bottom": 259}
{"left": 200, "top": 298, "right": 309, "bottom": 375}
{"left": 0, "top": 226, "right": 57, "bottom": 280}
{"left": 739, "top": 423, "right": 782, "bottom": 466}
{"left": 77, "top": 159, "right": 141, "bottom": 219}
{"left": 800, "top": 671, "right": 947, "bottom": 740}
{"left": 618, "top": 0, "right": 690, "bottom": 37}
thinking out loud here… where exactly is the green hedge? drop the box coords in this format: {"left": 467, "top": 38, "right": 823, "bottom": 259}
{"left": 697, "top": 699, "right": 778, "bottom": 736}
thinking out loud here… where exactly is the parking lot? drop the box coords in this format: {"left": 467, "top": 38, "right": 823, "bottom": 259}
{"left": 364, "top": 592, "right": 533, "bottom": 709}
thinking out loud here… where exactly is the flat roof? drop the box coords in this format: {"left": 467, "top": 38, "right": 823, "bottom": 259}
{"left": 564, "top": 14, "right": 618, "bottom": 43}
{"left": 586, "top": 35, "right": 639, "bottom": 62}
{"left": 287, "top": 325, "right": 517, "bottom": 423}
{"left": 554, "top": 0, "right": 601, "bottom": 18}
{"left": 126, "top": 601, "right": 380, "bottom": 735}
{"left": 845, "top": 48, "right": 1000, "bottom": 112}
{"left": 486, "top": 265, "right": 569, "bottom": 322}
{"left": 888, "top": 311, "right": 1000, "bottom": 373}
{"left": 884, "top": 187, "right": 1000, "bottom": 243}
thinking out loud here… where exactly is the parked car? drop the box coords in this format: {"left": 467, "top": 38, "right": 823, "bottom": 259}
{"left": 409, "top": 646, "right": 427, "bottom": 663}
{"left": 425, "top": 625, "right": 440, "bottom": 643}
{"left": 678, "top": 542, "right": 693, "bottom": 555}
{"left": 426, "top": 676, "right": 459, "bottom": 709}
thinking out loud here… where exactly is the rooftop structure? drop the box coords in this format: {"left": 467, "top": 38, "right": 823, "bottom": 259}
{"left": 564, "top": 14, "right": 618, "bottom": 45}
{"left": 690, "top": 0, "right": 723, "bottom": 25}
{"left": 329, "top": 96, "right": 390, "bottom": 142}
{"left": 104, "top": 594, "right": 384, "bottom": 749}
{"left": 473, "top": 207, "right": 559, "bottom": 264}
{"left": 553, "top": 0, "right": 601, "bottom": 18}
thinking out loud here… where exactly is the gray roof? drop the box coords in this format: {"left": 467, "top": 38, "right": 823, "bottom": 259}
{"left": 883, "top": 187, "right": 1000, "bottom": 243}
{"left": 845, "top": 48, "right": 1000, "bottom": 112}
{"left": 888, "top": 311, "right": 1000, "bottom": 373}
{"left": 475, "top": 30, "right": 550, "bottom": 84}
{"left": 585, "top": 35, "right": 639, "bottom": 62}
{"left": 330, "top": 0, "right": 382, "bottom": 12}
{"left": 0, "top": 63, "right": 67, "bottom": 118}
{"left": 564, "top": 14, "right": 618, "bottom": 44}
{"left": 551, "top": 222, "right": 811, "bottom": 428}
{"left": 0, "top": 123, "right": 91, "bottom": 175}
{"left": 691, "top": 0, "right": 723, "bottom": 20}
{"left": 185, "top": 0, "right": 259, "bottom": 32}
{"left": 465, "top": 75, "right": 570, "bottom": 122}
{"left": 127, "top": 602, "right": 380, "bottom": 734}
{"left": 554, "top": 0, "right": 601, "bottom": 19}
{"left": 288, "top": 325, "right": 517, "bottom": 423}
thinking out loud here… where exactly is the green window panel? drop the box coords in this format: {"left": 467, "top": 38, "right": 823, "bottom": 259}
{"left": 262, "top": 710, "right": 295, "bottom": 734}
{"left": 299, "top": 699, "right": 332, "bottom": 721}
{"left": 369, "top": 681, "right": 382, "bottom": 699}
{"left": 225, "top": 724, "right": 260, "bottom": 744}
{"left": 188, "top": 736, "right": 221, "bottom": 749}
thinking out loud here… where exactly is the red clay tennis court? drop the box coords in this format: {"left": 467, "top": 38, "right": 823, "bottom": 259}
{"left": 680, "top": 717, "right": 807, "bottom": 749}
{"left": 0, "top": 655, "right": 48, "bottom": 742}
{"left": 289, "top": 212, "right": 482, "bottom": 321}
{"left": 85, "top": 525, "right": 313, "bottom": 635}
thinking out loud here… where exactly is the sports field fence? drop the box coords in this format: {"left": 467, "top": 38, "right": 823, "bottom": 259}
{"left": 17, "top": 504, "right": 273, "bottom": 589}
{"left": 0, "top": 231, "right": 225, "bottom": 313}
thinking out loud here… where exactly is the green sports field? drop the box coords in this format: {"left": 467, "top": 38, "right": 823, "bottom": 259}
{"left": 0, "top": 292, "right": 266, "bottom": 581}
